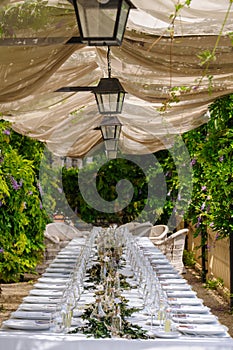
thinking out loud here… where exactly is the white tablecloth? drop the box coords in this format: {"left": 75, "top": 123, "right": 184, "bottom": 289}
{"left": 1, "top": 234, "right": 233, "bottom": 350}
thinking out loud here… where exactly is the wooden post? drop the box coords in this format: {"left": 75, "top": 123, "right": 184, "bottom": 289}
{"left": 229, "top": 233, "right": 233, "bottom": 310}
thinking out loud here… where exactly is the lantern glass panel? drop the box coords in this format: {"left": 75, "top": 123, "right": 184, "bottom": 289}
{"left": 74, "top": 0, "right": 134, "bottom": 45}
{"left": 106, "top": 150, "right": 118, "bottom": 159}
{"left": 116, "top": 0, "right": 130, "bottom": 42}
{"left": 77, "top": 1, "right": 116, "bottom": 39}
{"left": 95, "top": 92, "right": 125, "bottom": 114}
{"left": 104, "top": 138, "right": 118, "bottom": 151}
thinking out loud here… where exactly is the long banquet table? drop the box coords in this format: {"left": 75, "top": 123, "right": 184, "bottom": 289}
{"left": 1, "top": 228, "right": 233, "bottom": 350}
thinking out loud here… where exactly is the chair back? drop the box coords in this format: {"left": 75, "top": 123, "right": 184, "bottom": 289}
{"left": 153, "top": 228, "right": 188, "bottom": 273}
{"left": 149, "top": 224, "right": 169, "bottom": 242}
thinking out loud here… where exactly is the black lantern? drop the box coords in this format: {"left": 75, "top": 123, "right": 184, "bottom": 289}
{"left": 71, "top": 0, "right": 136, "bottom": 46}
{"left": 99, "top": 115, "right": 122, "bottom": 141}
{"left": 106, "top": 150, "right": 118, "bottom": 159}
{"left": 94, "top": 77, "right": 126, "bottom": 114}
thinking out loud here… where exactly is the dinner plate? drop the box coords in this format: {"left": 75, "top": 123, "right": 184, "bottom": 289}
{"left": 43, "top": 272, "right": 72, "bottom": 278}
{"left": 34, "top": 283, "right": 66, "bottom": 290}
{"left": 11, "top": 310, "right": 52, "bottom": 320}
{"left": 172, "top": 314, "right": 218, "bottom": 324}
{"left": 151, "top": 259, "right": 169, "bottom": 265}
{"left": 162, "top": 285, "right": 191, "bottom": 291}
{"left": 157, "top": 274, "right": 180, "bottom": 279}
{"left": 19, "top": 303, "right": 57, "bottom": 312}
{"left": 160, "top": 279, "right": 186, "bottom": 284}
{"left": 23, "top": 296, "right": 61, "bottom": 304}
{"left": 177, "top": 324, "right": 228, "bottom": 336}
{"left": 153, "top": 330, "right": 181, "bottom": 338}
{"left": 166, "top": 290, "right": 197, "bottom": 298}
{"left": 49, "top": 260, "right": 76, "bottom": 266}
{"left": 168, "top": 297, "right": 203, "bottom": 306}
{"left": 171, "top": 305, "right": 210, "bottom": 314}
{"left": 29, "top": 289, "right": 63, "bottom": 297}
{"left": 3, "top": 319, "right": 50, "bottom": 331}
{"left": 46, "top": 267, "right": 74, "bottom": 273}
{"left": 38, "top": 277, "right": 70, "bottom": 284}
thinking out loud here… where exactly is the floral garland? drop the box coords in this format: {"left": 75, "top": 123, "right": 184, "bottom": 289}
{"left": 69, "top": 229, "right": 148, "bottom": 339}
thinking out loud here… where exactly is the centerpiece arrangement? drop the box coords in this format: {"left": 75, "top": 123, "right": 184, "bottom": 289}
{"left": 70, "top": 227, "right": 148, "bottom": 339}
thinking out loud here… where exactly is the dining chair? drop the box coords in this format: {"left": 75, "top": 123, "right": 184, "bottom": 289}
{"left": 45, "top": 222, "right": 84, "bottom": 247}
{"left": 129, "top": 222, "right": 153, "bottom": 237}
{"left": 152, "top": 228, "right": 189, "bottom": 274}
{"left": 149, "top": 224, "right": 169, "bottom": 243}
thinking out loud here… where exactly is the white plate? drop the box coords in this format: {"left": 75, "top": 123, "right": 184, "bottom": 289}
{"left": 167, "top": 291, "right": 197, "bottom": 298}
{"left": 162, "top": 285, "right": 191, "bottom": 291}
{"left": 172, "top": 305, "right": 210, "bottom": 314}
{"left": 153, "top": 330, "right": 181, "bottom": 338}
{"left": 151, "top": 259, "right": 169, "bottom": 265}
{"left": 160, "top": 279, "right": 186, "bottom": 284}
{"left": 177, "top": 324, "right": 228, "bottom": 336}
{"left": 43, "top": 272, "right": 71, "bottom": 278}
{"left": 11, "top": 311, "right": 52, "bottom": 320}
{"left": 29, "top": 289, "right": 63, "bottom": 297}
{"left": 3, "top": 319, "right": 50, "bottom": 331}
{"left": 48, "top": 264, "right": 76, "bottom": 269}
{"left": 23, "top": 296, "right": 61, "bottom": 304}
{"left": 158, "top": 274, "right": 179, "bottom": 279}
{"left": 172, "top": 315, "right": 218, "bottom": 324}
{"left": 19, "top": 303, "right": 57, "bottom": 312}
{"left": 168, "top": 297, "right": 203, "bottom": 306}
{"left": 34, "top": 283, "right": 66, "bottom": 290}
{"left": 46, "top": 267, "right": 74, "bottom": 273}
{"left": 38, "top": 277, "right": 69, "bottom": 284}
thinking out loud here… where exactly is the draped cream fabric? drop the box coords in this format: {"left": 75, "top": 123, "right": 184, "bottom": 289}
{"left": 0, "top": 0, "right": 233, "bottom": 157}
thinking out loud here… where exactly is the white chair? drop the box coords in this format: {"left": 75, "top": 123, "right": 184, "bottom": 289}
{"left": 44, "top": 222, "right": 85, "bottom": 246}
{"left": 149, "top": 224, "right": 169, "bottom": 243}
{"left": 153, "top": 228, "right": 189, "bottom": 274}
{"left": 119, "top": 221, "right": 153, "bottom": 237}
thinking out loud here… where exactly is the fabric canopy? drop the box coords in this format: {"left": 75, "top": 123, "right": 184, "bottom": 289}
{"left": 0, "top": 0, "right": 233, "bottom": 157}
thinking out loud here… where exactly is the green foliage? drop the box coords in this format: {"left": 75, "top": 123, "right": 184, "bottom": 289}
{"left": 183, "top": 249, "right": 196, "bottom": 267}
{"left": 0, "top": 121, "right": 49, "bottom": 282}
{"left": 61, "top": 158, "right": 149, "bottom": 225}
{"left": 183, "top": 94, "right": 233, "bottom": 243}
{"left": 204, "top": 277, "right": 224, "bottom": 290}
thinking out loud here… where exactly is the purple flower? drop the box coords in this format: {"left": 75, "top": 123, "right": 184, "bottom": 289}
{"left": 3, "top": 129, "right": 10, "bottom": 135}
{"left": 209, "top": 222, "right": 214, "bottom": 227}
{"left": 201, "top": 202, "right": 205, "bottom": 211}
{"left": 190, "top": 159, "right": 196, "bottom": 166}
{"left": 165, "top": 171, "right": 172, "bottom": 177}
{"left": 0, "top": 248, "right": 4, "bottom": 253}
{"left": 9, "top": 176, "right": 23, "bottom": 190}
{"left": 196, "top": 216, "right": 202, "bottom": 228}
{"left": 219, "top": 155, "right": 224, "bottom": 162}
{"left": 37, "top": 182, "right": 43, "bottom": 196}
{"left": 28, "top": 191, "right": 33, "bottom": 195}
{"left": 0, "top": 200, "right": 2, "bottom": 207}
{"left": 201, "top": 186, "right": 207, "bottom": 191}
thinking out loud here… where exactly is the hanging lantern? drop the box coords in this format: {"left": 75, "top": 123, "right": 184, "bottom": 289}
{"left": 71, "top": 0, "right": 136, "bottom": 46}
{"left": 99, "top": 115, "right": 122, "bottom": 141}
{"left": 94, "top": 78, "right": 126, "bottom": 114}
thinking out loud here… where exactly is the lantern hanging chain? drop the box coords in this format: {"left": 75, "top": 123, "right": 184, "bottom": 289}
{"left": 107, "top": 46, "right": 111, "bottom": 78}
